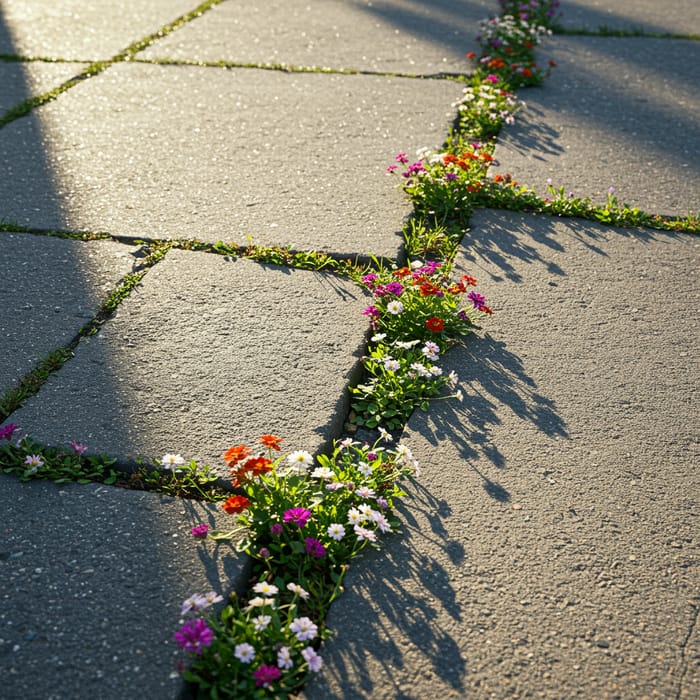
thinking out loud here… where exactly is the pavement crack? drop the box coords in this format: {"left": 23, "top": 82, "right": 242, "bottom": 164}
{"left": 676, "top": 601, "right": 699, "bottom": 700}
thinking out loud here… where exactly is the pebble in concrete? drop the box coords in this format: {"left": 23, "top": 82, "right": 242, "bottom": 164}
{"left": 557, "top": 0, "right": 700, "bottom": 35}
{"left": 0, "top": 63, "right": 462, "bottom": 258}
{"left": 8, "top": 249, "right": 370, "bottom": 471}
{"left": 493, "top": 36, "right": 700, "bottom": 216}
{"left": 0, "top": 475, "right": 245, "bottom": 700}
{"left": 0, "top": 233, "right": 137, "bottom": 392}
{"left": 0, "top": 0, "right": 198, "bottom": 59}
{"left": 303, "top": 211, "right": 699, "bottom": 699}
{"left": 141, "top": 0, "right": 492, "bottom": 75}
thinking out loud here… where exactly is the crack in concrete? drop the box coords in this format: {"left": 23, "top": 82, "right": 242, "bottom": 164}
{"left": 676, "top": 601, "right": 699, "bottom": 700}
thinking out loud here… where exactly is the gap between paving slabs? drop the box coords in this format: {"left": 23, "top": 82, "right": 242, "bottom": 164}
{"left": 2, "top": 2, "right": 696, "bottom": 696}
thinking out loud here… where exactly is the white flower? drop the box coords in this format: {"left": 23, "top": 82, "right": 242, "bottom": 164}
{"left": 447, "top": 370, "right": 459, "bottom": 388}
{"left": 371, "top": 333, "right": 387, "bottom": 342}
{"left": 356, "top": 486, "right": 375, "bottom": 499}
{"left": 287, "top": 582, "right": 310, "bottom": 600}
{"left": 253, "top": 615, "right": 272, "bottom": 631}
{"left": 287, "top": 450, "right": 313, "bottom": 468}
{"left": 410, "top": 260, "right": 423, "bottom": 269}
{"left": 339, "top": 437, "right": 358, "bottom": 449}
{"left": 370, "top": 511, "right": 391, "bottom": 533}
{"left": 277, "top": 646, "right": 293, "bottom": 670}
{"left": 454, "top": 390, "right": 464, "bottom": 402}
{"left": 311, "top": 466, "right": 334, "bottom": 480}
{"left": 327, "top": 523, "right": 346, "bottom": 540}
{"left": 290, "top": 617, "right": 318, "bottom": 641}
{"left": 386, "top": 300, "right": 404, "bottom": 315}
{"left": 234, "top": 643, "right": 256, "bottom": 664}
{"left": 422, "top": 341, "right": 440, "bottom": 361}
{"left": 246, "top": 596, "right": 275, "bottom": 610}
{"left": 160, "top": 453, "right": 185, "bottom": 468}
{"left": 357, "top": 461, "right": 373, "bottom": 477}
{"left": 354, "top": 525, "right": 377, "bottom": 542}
{"left": 358, "top": 503, "right": 374, "bottom": 517}
{"left": 302, "top": 646, "right": 324, "bottom": 672}
{"left": 410, "top": 362, "right": 431, "bottom": 378}
{"left": 378, "top": 426, "right": 393, "bottom": 443}
{"left": 253, "top": 582, "right": 279, "bottom": 596}
{"left": 347, "top": 507, "right": 366, "bottom": 525}
{"left": 429, "top": 366, "right": 443, "bottom": 377}
{"left": 383, "top": 358, "right": 401, "bottom": 372}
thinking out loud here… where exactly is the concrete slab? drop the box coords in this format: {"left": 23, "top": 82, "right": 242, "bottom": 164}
{"left": 0, "top": 474, "right": 246, "bottom": 700}
{"left": 0, "top": 63, "right": 461, "bottom": 258}
{"left": 0, "top": 0, "right": 197, "bottom": 59}
{"left": 8, "top": 250, "right": 369, "bottom": 470}
{"left": 558, "top": 0, "right": 700, "bottom": 35}
{"left": 140, "top": 0, "right": 493, "bottom": 75}
{"left": 0, "top": 61, "right": 88, "bottom": 116}
{"left": 0, "top": 233, "right": 137, "bottom": 393}
{"left": 492, "top": 36, "right": 700, "bottom": 217}
{"left": 304, "top": 211, "right": 699, "bottom": 699}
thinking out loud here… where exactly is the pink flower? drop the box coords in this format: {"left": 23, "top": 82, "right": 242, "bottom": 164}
{"left": 174, "top": 619, "right": 214, "bottom": 655}
{"left": 253, "top": 664, "right": 281, "bottom": 688}
{"left": 283, "top": 508, "right": 312, "bottom": 528}
{"left": 191, "top": 524, "right": 209, "bottom": 540}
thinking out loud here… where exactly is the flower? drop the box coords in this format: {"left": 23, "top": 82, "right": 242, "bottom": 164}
{"left": 270, "top": 523, "right": 284, "bottom": 536}
{"left": 277, "top": 646, "right": 293, "bottom": 669}
{"left": 286, "top": 450, "right": 314, "bottom": 471}
{"left": 305, "top": 537, "right": 327, "bottom": 558}
{"left": 370, "top": 511, "right": 392, "bottom": 533}
{"left": 191, "top": 523, "right": 209, "bottom": 540}
{"left": 327, "top": 523, "right": 346, "bottom": 540}
{"left": 258, "top": 547, "right": 271, "bottom": 559}
{"left": 24, "top": 454, "right": 44, "bottom": 470}
{"left": 253, "top": 581, "right": 279, "bottom": 596}
{"left": 259, "top": 434, "right": 283, "bottom": 451}
{"left": 356, "top": 486, "right": 376, "bottom": 499}
{"left": 311, "top": 466, "right": 334, "bottom": 480}
{"left": 221, "top": 495, "right": 250, "bottom": 514}
{"left": 386, "top": 300, "right": 404, "bottom": 315}
{"left": 384, "top": 281, "right": 404, "bottom": 296}
{"left": 383, "top": 358, "right": 400, "bottom": 372}
{"left": 68, "top": 440, "right": 88, "bottom": 455}
{"left": 302, "top": 646, "right": 324, "bottom": 672}
{"left": 378, "top": 427, "right": 393, "bottom": 442}
{"left": 422, "top": 341, "right": 440, "bottom": 361}
{"left": 468, "top": 291, "right": 486, "bottom": 310}
{"left": 354, "top": 525, "right": 378, "bottom": 542}
{"left": 252, "top": 615, "right": 272, "bottom": 631}
{"left": 160, "top": 453, "right": 185, "bottom": 468}
{"left": 234, "top": 643, "right": 256, "bottom": 664}
{"left": 253, "top": 664, "right": 281, "bottom": 687}
{"left": 283, "top": 508, "right": 312, "bottom": 527}
{"left": 347, "top": 508, "right": 366, "bottom": 526}
{"left": 426, "top": 317, "right": 445, "bottom": 332}
{"left": 290, "top": 617, "right": 318, "bottom": 641}
{"left": 0, "top": 423, "right": 18, "bottom": 441}
{"left": 287, "top": 582, "right": 310, "bottom": 599}
{"left": 357, "top": 461, "right": 373, "bottom": 477}
{"left": 246, "top": 597, "right": 276, "bottom": 610}
{"left": 223, "top": 444, "right": 251, "bottom": 466}
{"left": 362, "top": 305, "right": 380, "bottom": 319}
{"left": 174, "top": 619, "right": 214, "bottom": 655}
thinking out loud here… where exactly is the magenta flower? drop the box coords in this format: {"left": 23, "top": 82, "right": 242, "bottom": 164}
{"left": 468, "top": 291, "right": 486, "bottom": 310}
{"left": 258, "top": 547, "right": 271, "bottom": 559}
{"left": 395, "top": 152, "right": 409, "bottom": 164}
{"left": 384, "top": 282, "right": 404, "bottom": 296}
{"left": 0, "top": 423, "right": 19, "bottom": 441}
{"left": 270, "top": 523, "right": 284, "bottom": 536}
{"left": 304, "top": 538, "right": 327, "bottom": 558}
{"left": 191, "top": 524, "right": 209, "bottom": 540}
{"left": 68, "top": 440, "right": 88, "bottom": 455}
{"left": 362, "top": 305, "right": 380, "bottom": 319}
{"left": 174, "top": 618, "right": 214, "bottom": 655}
{"left": 283, "top": 508, "right": 312, "bottom": 528}
{"left": 361, "top": 273, "right": 379, "bottom": 287}
{"left": 253, "top": 664, "right": 282, "bottom": 688}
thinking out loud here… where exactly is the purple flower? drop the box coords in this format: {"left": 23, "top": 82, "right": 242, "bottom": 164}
{"left": 0, "top": 423, "right": 19, "bottom": 441}
{"left": 468, "top": 291, "right": 486, "bottom": 310}
{"left": 258, "top": 547, "right": 271, "bottom": 559}
{"left": 361, "top": 273, "right": 379, "bottom": 287}
{"left": 304, "top": 538, "right": 327, "bottom": 558}
{"left": 174, "top": 618, "right": 214, "bottom": 655}
{"left": 270, "top": 523, "right": 284, "bottom": 536}
{"left": 384, "top": 282, "right": 404, "bottom": 296}
{"left": 362, "top": 305, "right": 380, "bottom": 319}
{"left": 445, "top": 172, "right": 458, "bottom": 181}
{"left": 376, "top": 496, "right": 389, "bottom": 509}
{"left": 283, "top": 508, "right": 312, "bottom": 528}
{"left": 366, "top": 452, "right": 378, "bottom": 461}
{"left": 191, "top": 524, "right": 209, "bottom": 540}
{"left": 395, "top": 152, "right": 409, "bottom": 164}
{"left": 68, "top": 440, "right": 88, "bottom": 455}
{"left": 253, "top": 664, "right": 282, "bottom": 688}
{"left": 385, "top": 164, "right": 398, "bottom": 173}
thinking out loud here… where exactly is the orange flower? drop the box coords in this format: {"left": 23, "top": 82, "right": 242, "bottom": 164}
{"left": 443, "top": 154, "right": 458, "bottom": 165}
{"left": 466, "top": 51, "right": 476, "bottom": 60}
{"left": 521, "top": 68, "right": 533, "bottom": 78}
{"left": 494, "top": 174, "right": 505, "bottom": 183}
{"left": 420, "top": 282, "right": 441, "bottom": 296}
{"left": 223, "top": 444, "right": 251, "bottom": 467}
{"left": 481, "top": 305, "right": 494, "bottom": 315}
{"left": 461, "top": 274, "right": 478, "bottom": 286}
{"left": 242, "top": 455, "right": 273, "bottom": 476}
{"left": 426, "top": 317, "right": 445, "bottom": 332}
{"left": 393, "top": 267, "right": 411, "bottom": 278}
{"left": 448, "top": 282, "right": 467, "bottom": 294}
{"left": 259, "top": 434, "right": 283, "bottom": 451}
{"left": 221, "top": 495, "right": 250, "bottom": 514}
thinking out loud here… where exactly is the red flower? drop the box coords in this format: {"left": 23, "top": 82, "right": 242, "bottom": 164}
{"left": 420, "top": 282, "right": 441, "bottom": 296}
{"left": 393, "top": 266, "right": 411, "bottom": 278}
{"left": 259, "top": 434, "right": 283, "bottom": 451}
{"left": 426, "top": 317, "right": 445, "bottom": 332}
{"left": 481, "top": 305, "right": 494, "bottom": 315}
{"left": 222, "top": 495, "right": 250, "bottom": 514}
{"left": 521, "top": 68, "right": 533, "bottom": 78}
{"left": 466, "top": 51, "right": 476, "bottom": 60}
{"left": 461, "top": 274, "right": 478, "bottom": 286}
{"left": 494, "top": 174, "right": 505, "bottom": 183}
{"left": 223, "top": 444, "right": 251, "bottom": 467}
{"left": 242, "top": 455, "right": 273, "bottom": 476}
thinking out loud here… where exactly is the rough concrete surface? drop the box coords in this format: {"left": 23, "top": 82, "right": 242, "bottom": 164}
{"left": 493, "top": 36, "right": 700, "bottom": 217}
{"left": 9, "top": 250, "right": 369, "bottom": 471}
{"left": 0, "top": 234, "right": 137, "bottom": 391}
{"left": 0, "top": 0, "right": 197, "bottom": 59}
{"left": 141, "top": 0, "right": 492, "bottom": 75}
{"left": 304, "top": 211, "right": 699, "bottom": 699}
{"left": 0, "top": 475, "right": 247, "bottom": 700}
{"left": 557, "top": 0, "right": 700, "bottom": 35}
{"left": 0, "top": 62, "right": 460, "bottom": 257}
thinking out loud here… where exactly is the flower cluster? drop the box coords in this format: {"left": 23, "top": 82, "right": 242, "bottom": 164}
{"left": 498, "top": 0, "right": 562, "bottom": 26}
{"left": 452, "top": 77, "right": 522, "bottom": 138}
{"left": 177, "top": 435, "right": 417, "bottom": 696}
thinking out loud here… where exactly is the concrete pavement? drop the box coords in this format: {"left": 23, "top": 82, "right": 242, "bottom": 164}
{"left": 1, "top": 1, "right": 698, "bottom": 698}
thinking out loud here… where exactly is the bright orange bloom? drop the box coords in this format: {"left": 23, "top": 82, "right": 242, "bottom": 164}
{"left": 481, "top": 305, "right": 494, "bottom": 315}
{"left": 494, "top": 174, "right": 505, "bottom": 183}
{"left": 448, "top": 282, "right": 467, "bottom": 294}
{"left": 221, "top": 495, "right": 251, "bottom": 514}
{"left": 426, "top": 317, "right": 445, "bottom": 332}
{"left": 480, "top": 153, "right": 494, "bottom": 162}
{"left": 488, "top": 58, "right": 506, "bottom": 69}
{"left": 242, "top": 455, "right": 273, "bottom": 476}
{"left": 223, "top": 444, "right": 251, "bottom": 467}
{"left": 461, "top": 274, "right": 478, "bottom": 286}
{"left": 443, "top": 154, "right": 458, "bottom": 165}
{"left": 259, "top": 434, "right": 283, "bottom": 451}
{"left": 393, "top": 266, "right": 411, "bottom": 278}
{"left": 521, "top": 68, "right": 533, "bottom": 78}
{"left": 466, "top": 51, "right": 476, "bottom": 60}
{"left": 420, "top": 282, "right": 441, "bottom": 296}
